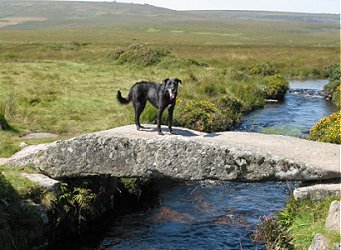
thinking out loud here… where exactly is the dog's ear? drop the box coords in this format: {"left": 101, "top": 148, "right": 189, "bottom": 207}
{"left": 163, "top": 78, "right": 170, "bottom": 85}
{"left": 175, "top": 78, "right": 182, "bottom": 84}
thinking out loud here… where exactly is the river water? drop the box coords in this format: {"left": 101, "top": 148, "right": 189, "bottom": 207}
{"left": 94, "top": 80, "right": 335, "bottom": 250}
{"left": 99, "top": 181, "right": 293, "bottom": 250}
{"left": 234, "top": 79, "right": 337, "bottom": 136}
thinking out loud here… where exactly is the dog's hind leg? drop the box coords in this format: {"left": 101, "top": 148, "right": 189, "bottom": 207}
{"left": 134, "top": 100, "right": 146, "bottom": 130}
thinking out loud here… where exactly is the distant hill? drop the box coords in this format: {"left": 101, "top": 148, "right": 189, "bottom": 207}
{"left": 0, "top": 0, "right": 339, "bottom": 30}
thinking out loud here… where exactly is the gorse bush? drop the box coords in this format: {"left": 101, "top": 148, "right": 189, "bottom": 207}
{"left": 308, "top": 111, "right": 340, "bottom": 144}
{"left": 174, "top": 97, "right": 241, "bottom": 132}
{"left": 249, "top": 62, "right": 279, "bottom": 76}
{"left": 108, "top": 44, "right": 171, "bottom": 67}
{"left": 175, "top": 99, "right": 219, "bottom": 132}
{"left": 261, "top": 74, "right": 289, "bottom": 101}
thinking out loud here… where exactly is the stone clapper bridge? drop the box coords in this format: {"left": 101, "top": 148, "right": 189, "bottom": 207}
{"left": 7, "top": 125, "right": 340, "bottom": 185}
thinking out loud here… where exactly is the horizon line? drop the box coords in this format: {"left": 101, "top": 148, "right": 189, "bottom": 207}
{"left": 56, "top": 0, "right": 341, "bottom": 15}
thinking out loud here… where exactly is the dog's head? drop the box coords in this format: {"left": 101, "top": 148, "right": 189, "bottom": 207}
{"left": 162, "top": 78, "right": 181, "bottom": 100}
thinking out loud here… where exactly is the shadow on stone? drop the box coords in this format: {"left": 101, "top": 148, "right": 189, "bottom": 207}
{"left": 139, "top": 125, "right": 200, "bottom": 137}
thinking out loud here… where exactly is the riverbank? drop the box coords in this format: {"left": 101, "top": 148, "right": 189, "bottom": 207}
{"left": 254, "top": 193, "right": 340, "bottom": 249}
{"left": 1, "top": 160, "right": 339, "bottom": 249}
{"left": 0, "top": 164, "right": 159, "bottom": 249}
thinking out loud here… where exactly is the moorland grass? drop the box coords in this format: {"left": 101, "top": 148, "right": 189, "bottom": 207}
{"left": 0, "top": 24, "right": 339, "bottom": 156}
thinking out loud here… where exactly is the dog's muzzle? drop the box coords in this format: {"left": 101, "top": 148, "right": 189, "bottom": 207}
{"left": 168, "top": 89, "right": 177, "bottom": 100}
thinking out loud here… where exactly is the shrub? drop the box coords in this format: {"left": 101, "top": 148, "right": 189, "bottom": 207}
{"left": 174, "top": 100, "right": 218, "bottom": 132}
{"left": 230, "top": 69, "right": 249, "bottom": 81}
{"left": 252, "top": 215, "right": 293, "bottom": 249}
{"left": 308, "top": 111, "right": 340, "bottom": 144}
{"left": 108, "top": 44, "right": 171, "bottom": 67}
{"left": 71, "top": 41, "right": 90, "bottom": 48}
{"left": 261, "top": 74, "right": 289, "bottom": 101}
{"left": 174, "top": 98, "right": 240, "bottom": 132}
{"left": 185, "top": 58, "right": 208, "bottom": 67}
{"left": 321, "top": 63, "right": 340, "bottom": 81}
{"left": 332, "top": 85, "right": 340, "bottom": 107}
{"left": 218, "top": 95, "right": 243, "bottom": 113}
{"left": 321, "top": 63, "right": 340, "bottom": 106}
{"left": 323, "top": 79, "right": 340, "bottom": 107}
{"left": 323, "top": 79, "right": 340, "bottom": 95}
{"left": 249, "top": 62, "right": 279, "bottom": 76}
{"left": 202, "top": 82, "right": 218, "bottom": 96}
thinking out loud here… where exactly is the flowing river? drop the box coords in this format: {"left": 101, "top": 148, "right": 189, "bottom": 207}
{"left": 88, "top": 80, "right": 335, "bottom": 250}
{"left": 234, "top": 79, "right": 337, "bottom": 136}
{"left": 99, "top": 181, "right": 293, "bottom": 249}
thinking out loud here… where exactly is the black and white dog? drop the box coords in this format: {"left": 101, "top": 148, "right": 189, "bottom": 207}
{"left": 117, "top": 78, "right": 181, "bottom": 135}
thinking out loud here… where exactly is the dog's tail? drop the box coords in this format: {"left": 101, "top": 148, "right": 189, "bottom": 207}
{"left": 117, "top": 90, "right": 131, "bottom": 105}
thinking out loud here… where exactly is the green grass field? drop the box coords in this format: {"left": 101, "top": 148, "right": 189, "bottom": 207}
{"left": 0, "top": 1, "right": 340, "bottom": 157}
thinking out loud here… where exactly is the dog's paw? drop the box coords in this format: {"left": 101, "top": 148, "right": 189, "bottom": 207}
{"left": 170, "top": 131, "right": 177, "bottom": 135}
{"left": 158, "top": 131, "right": 164, "bottom": 135}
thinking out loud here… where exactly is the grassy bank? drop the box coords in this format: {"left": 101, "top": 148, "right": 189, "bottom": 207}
{"left": 0, "top": 164, "right": 156, "bottom": 249}
{"left": 254, "top": 196, "right": 341, "bottom": 249}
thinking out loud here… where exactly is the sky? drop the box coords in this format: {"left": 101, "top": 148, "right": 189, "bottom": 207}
{"left": 73, "top": 0, "right": 340, "bottom": 14}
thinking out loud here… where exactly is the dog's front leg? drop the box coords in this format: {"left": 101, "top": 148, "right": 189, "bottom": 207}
{"left": 168, "top": 106, "right": 176, "bottom": 135}
{"left": 157, "top": 107, "right": 165, "bottom": 135}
